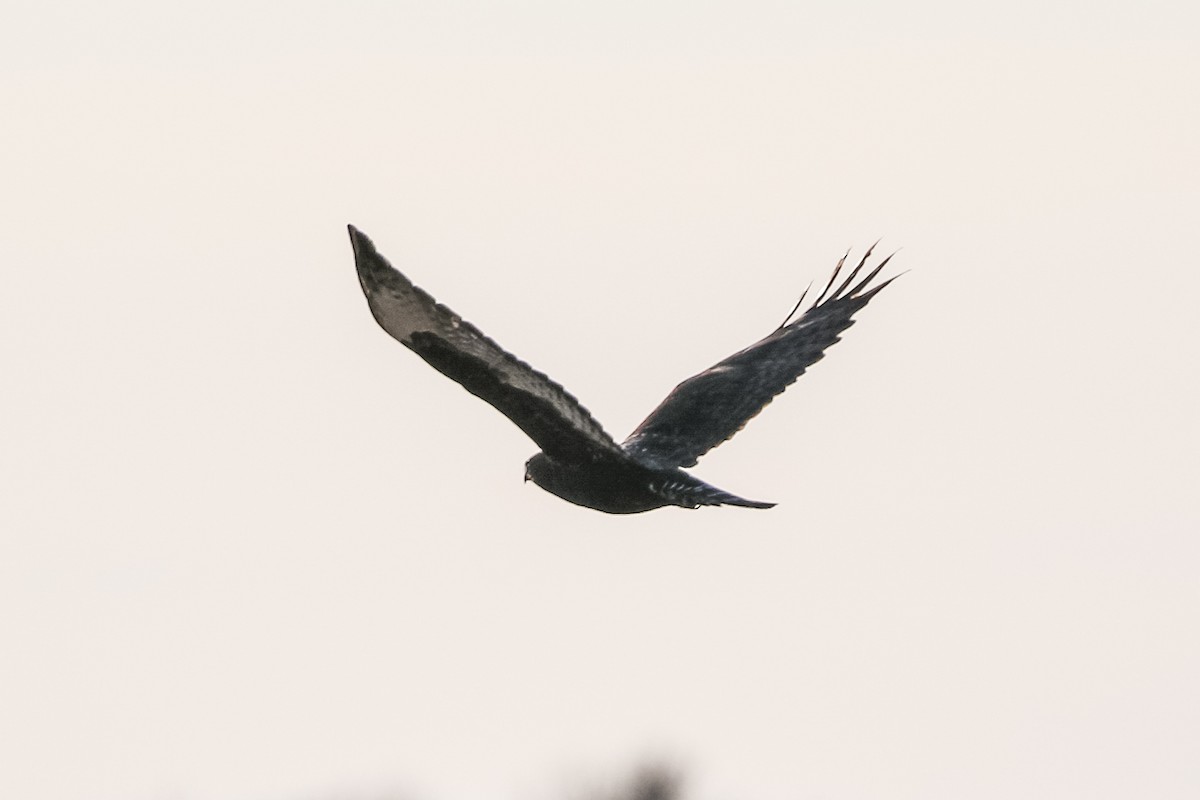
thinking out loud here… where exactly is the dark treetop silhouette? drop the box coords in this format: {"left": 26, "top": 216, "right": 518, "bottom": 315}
{"left": 349, "top": 225, "right": 898, "bottom": 514}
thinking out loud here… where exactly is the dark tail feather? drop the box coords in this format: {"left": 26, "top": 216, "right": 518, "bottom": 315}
{"left": 721, "top": 495, "right": 776, "bottom": 509}
{"left": 660, "top": 474, "right": 775, "bottom": 510}
{"left": 693, "top": 483, "right": 776, "bottom": 509}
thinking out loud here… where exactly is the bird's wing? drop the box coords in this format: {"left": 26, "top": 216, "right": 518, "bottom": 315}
{"left": 622, "top": 246, "right": 898, "bottom": 469}
{"left": 349, "top": 225, "right": 623, "bottom": 465}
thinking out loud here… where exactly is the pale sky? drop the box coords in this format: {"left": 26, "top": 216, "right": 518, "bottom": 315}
{"left": 2, "top": 3, "right": 1198, "bottom": 799}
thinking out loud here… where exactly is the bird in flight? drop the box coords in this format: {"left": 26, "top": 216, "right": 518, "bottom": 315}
{"left": 349, "top": 225, "right": 898, "bottom": 514}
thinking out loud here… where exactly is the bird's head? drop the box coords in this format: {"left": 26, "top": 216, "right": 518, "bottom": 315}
{"left": 524, "top": 452, "right": 590, "bottom": 508}
{"left": 524, "top": 452, "right": 549, "bottom": 486}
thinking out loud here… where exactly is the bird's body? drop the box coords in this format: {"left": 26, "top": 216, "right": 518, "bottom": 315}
{"left": 349, "top": 225, "right": 897, "bottom": 514}
{"left": 523, "top": 452, "right": 773, "bottom": 514}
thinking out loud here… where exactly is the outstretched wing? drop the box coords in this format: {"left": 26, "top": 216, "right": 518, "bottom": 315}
{"left": 622, "top": 246, "right": 898, "bottom": 469}
{"left": 349, "top": 225, "right": 623, "bottom": 465}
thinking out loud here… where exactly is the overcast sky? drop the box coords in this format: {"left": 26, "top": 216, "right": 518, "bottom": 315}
{"left": 3, "top": 2, "right": 1198, "bottom": 799}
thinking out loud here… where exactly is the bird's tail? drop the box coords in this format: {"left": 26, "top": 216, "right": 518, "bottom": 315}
{"left": 668, "top": 477, "right": 775, "bottom": 510}
{"left": 704, "top": 490, "right": 776, "bottom": 510}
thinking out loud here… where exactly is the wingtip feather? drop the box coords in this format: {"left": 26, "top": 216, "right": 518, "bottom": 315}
{"left": 347, "top": 224, "right": 375, "bottom": 253}
{"left": 857, "top": 269, "right": 905, "bottom": 301}
{"left": 812, "top": 250, "right": 850, "bottom": 307}
{"left": 847, "top": 252, "right": 898, "bottom": 299}
{"left": 776, "top": 281, "right": 813, "bottom": 331}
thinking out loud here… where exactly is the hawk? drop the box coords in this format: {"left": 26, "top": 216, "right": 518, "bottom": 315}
{"left": 349, "top": 225, "right": 898, "bottom": 514}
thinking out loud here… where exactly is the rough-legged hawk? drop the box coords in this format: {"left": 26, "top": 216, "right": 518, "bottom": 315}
{"left": 349, "top": 225, "right": 898, "bottom": 514}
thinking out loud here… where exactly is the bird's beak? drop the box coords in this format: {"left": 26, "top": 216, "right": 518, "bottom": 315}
{"left": 523, "top": 470, "right": 530, "bottom": 483}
